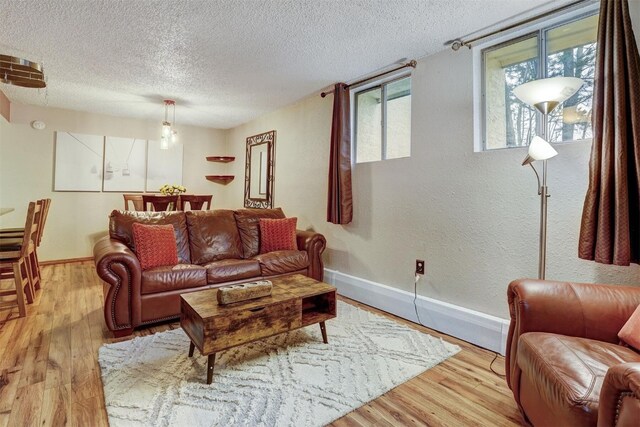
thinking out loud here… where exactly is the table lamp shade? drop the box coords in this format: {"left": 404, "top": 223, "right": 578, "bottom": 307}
{"left": 513, "top": 77, "right": 584, "bottom": 113}
{"left": 522, "top": 136, "right": 558, "bottom": 165}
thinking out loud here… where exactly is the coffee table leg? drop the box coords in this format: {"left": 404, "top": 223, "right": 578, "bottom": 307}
{"left": 319, "top": 321, "right": 328, "bottom": 344}
{"left": 188, "top": 341, "right": 195, "bottom": 357}
{"left": 207, "top": 353, "right": 216, "bottom": 384}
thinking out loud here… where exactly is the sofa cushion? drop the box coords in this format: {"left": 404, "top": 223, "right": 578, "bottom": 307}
{"left": 203, "top": 259, "right": 261, "bottom": 284}
{"left": 109, "top": 210, "right": 191, "bottom": 264}
{"left": 517, "top": 332, "right": 640, "bottom": 426}
{"left": 260, "top": 217, "right": 297, "bottom": 253}
{"left": 234, "top": 208, "right": 286, "bottom": 259}
{"left": 252, "top": 250, "right": 309, "bottom": 276}
{"left": 619, "top": 304, "right": 640, "bottom": 351}
{"left": 141, "top": 264, "right": 207, "bottom": 295}
{"left": 132, "top": 223, "right": 178, "bottom": 271}
{"left": 186, "top": 210, "right": 244, "bottom": 264}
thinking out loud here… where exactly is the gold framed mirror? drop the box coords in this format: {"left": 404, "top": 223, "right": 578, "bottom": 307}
{"left": 244, "top": 130, "right": 276, "bottom": 208}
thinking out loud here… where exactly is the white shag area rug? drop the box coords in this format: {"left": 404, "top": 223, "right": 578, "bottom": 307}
{"left": 99, "top": 301, "right": 460, "bottom": 427}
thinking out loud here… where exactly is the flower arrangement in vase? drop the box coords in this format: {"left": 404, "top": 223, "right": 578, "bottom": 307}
{"left": 159, "top": 184, "right": 186, "bottom": 196}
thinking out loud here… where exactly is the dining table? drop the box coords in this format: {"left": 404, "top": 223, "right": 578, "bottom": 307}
{"left": 0, "top": 208, "right": 15, "bottom": 216}
{"left": 123, "top": 194, "right": 213, "bottom": 211}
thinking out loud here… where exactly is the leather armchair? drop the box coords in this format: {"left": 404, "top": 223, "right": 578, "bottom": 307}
{"left": 506, "top": 279, "right": 640, "bottom": 426}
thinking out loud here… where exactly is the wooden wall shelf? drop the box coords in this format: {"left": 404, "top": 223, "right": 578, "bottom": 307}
{"left": 205, "top": 175, "right": 234, "bottom": 184}
{"left": 206, "top": 156, "right": 235, "bottom": 163}
{"left": 206, "top": 156, "right": 235, "bottom": 184}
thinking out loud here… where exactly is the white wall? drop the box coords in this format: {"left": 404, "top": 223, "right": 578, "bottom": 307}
{"left": 0, "top": 103, "right": 226, "bottom": 261}
{"left": 224, "top": 8, "right": 640, "bottom": 319}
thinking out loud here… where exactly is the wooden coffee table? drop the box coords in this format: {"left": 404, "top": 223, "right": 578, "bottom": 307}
{"left": 180, "top": 274, "right": 337, "bottom": 384}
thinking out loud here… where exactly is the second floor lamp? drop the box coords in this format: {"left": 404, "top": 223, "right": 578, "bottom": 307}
{"left": 513, "top": 76, "right": 583, "bottom": 279}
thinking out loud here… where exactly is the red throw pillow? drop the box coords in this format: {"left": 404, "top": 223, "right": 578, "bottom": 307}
{"left": 259, "top": 217, "right": 297, "bottom": 253}
{"left": 132, "top": 223, "right": 179, "bottom": 270}
{"left": 619, "top": 304, "right": 640, "bottom": 351}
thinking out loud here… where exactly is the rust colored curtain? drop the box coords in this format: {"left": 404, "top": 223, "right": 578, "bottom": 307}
{"left": 327, "top": 83, "right": 353, "bottom": 224}
{"left": 579, "top": 0, "right": 640, "bottom": 265}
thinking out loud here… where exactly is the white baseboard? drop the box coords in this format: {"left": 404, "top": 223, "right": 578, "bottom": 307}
{"left": 324, "top": 269, "right": 510, "bottom": 355}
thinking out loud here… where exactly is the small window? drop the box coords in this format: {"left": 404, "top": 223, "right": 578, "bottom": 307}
{"left": 353, "top": 76, "right": 411, "bottom": 163}
{"left": 481, "top": 12, "right": 598, "bottom": 150}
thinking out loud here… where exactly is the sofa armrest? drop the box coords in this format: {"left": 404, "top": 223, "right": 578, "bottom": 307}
{"left": 296, "top": 230, "right": 326, "bottom": 281}
{"left": 94, "top": 236, "right": 142, "bottom": 333}
{"left": 598, "top": 363, "right": 640, "bottom": 427}
{"left": 506, "top": 279, "right": 640, "bottom": 391}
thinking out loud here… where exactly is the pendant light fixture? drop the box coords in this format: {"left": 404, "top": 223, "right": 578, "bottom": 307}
{"left": 160, "top": 99, "right": 178, "bottom": 150}
{"left": 0, "top": 54, "right": 46, "bottom": 88}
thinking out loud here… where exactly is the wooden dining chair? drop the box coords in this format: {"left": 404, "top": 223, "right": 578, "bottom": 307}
{"left": 0, "top": 198, "right": 50, "bottom": 238}
{"left": 17, "top": 200, "right": 41, "bottom": 297}
{"left": 142, "top": 195, "right": 179, "bottom": 211}
{"left": 38, "top": 198, "right": 51, "bottom": 247}
{"left": 0, "top": 199, "right": 51, "bottom": 289}
{"left": 123, "top": 194, "right": 144, "bottom": 211}
{"left": 0, "top": 201, "right": 39, "bottom": 316}
{"left": 0, "top": 199, "right": 44, "bottom": 236}
{"left": 30, "top": 198, "right": 49, "bottom": 287}
{"left": 179, "top": 195, "right": 212, "bottom": 211}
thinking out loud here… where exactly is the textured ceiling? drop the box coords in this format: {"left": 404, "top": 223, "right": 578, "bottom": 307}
{"left": 0, "top": 0, "right": 564, "bottom": 129}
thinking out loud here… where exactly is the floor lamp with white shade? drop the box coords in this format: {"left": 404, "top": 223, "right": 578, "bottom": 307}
{"left": 513, "top": 76, "right": 583, "bottom": 279}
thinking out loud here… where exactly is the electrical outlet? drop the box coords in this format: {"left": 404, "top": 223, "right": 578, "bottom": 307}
{"left": 415, "top": 259, "right": 425, "bottom": 275}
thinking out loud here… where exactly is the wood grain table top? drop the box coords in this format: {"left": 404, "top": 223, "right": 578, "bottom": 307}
{"left": 180, "top": 274, "right": 336, "bottom": 319}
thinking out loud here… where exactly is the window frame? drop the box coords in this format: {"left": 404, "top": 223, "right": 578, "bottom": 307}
{"left": 351, "top": 72, "right": 412, "bottom": 164}
{"left": 473, "top": 3, "right": 600, "bottom": 152}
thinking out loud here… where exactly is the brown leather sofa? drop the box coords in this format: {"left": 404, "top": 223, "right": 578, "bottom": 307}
{"left": 94, "top": 208, "right": 326, "bottom": 337}
{"left": 507, "top": 279, "right": 640, "bottom": 426}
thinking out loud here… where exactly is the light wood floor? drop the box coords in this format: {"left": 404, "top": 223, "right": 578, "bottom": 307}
{"left": 0, "top": 262, "right": 524, "bottom": 426}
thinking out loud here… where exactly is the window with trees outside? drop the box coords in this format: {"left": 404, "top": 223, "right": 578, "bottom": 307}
{"left": 353, "top": 76, "right": 411, "bottom": 163}
{"left": 482, "top": 12, "right": 598, "bottom": 150}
